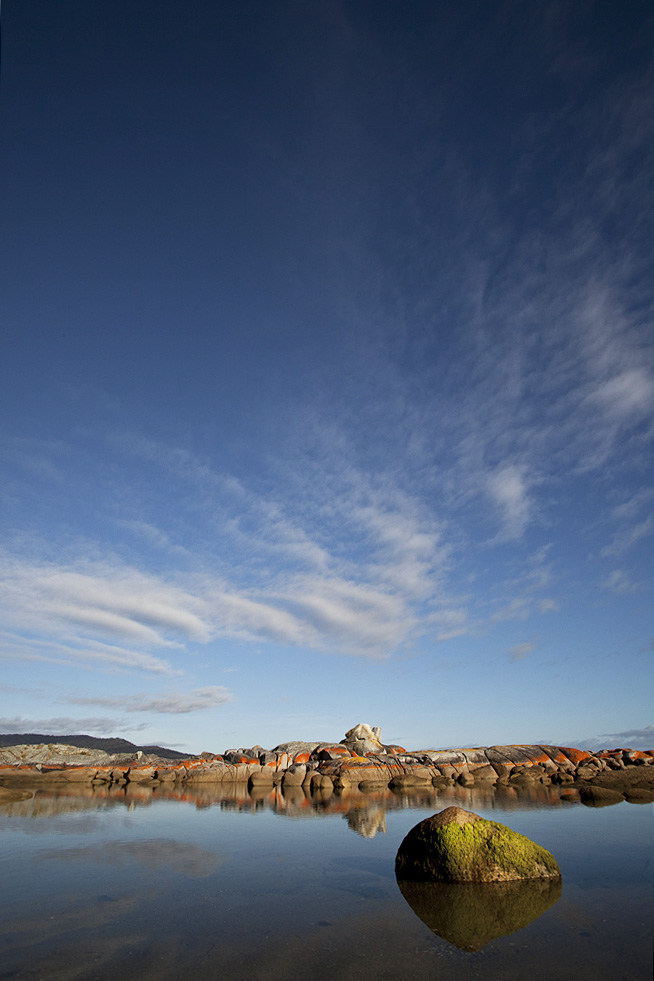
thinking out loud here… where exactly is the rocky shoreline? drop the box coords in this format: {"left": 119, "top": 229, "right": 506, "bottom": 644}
{"left": 1, "top": 723, "right": 653, "bottom": 804}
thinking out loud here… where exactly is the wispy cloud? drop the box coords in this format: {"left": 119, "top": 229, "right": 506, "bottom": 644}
{"left": 0, "top": 631, "right": 177, "bottom": 676}
{"left": 509, "top": 642, "right": 535, "bottom": 662}
{"left": 491, "top": 598, "right": 531, "bottom": 623}
{"left": 600, "top": 569, "right": 638, "bottom": 595}
{"left": 487, "top": 465, "right": 533, "bottom": 541}
{"left": 600, "top": 515, "right": 654, "bottom": 558}
{"left": 611, "top": 488, "right": 654, "bottom": 522}
{"left": 68, "top": 686, "right": 233, "bottom": 714}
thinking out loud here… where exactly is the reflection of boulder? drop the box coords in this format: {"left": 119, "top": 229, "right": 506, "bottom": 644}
{"left": 397, "top": 876, "right": 562, "bottom": 952}
{"left": 578, "top": 786, "right": 624, "bottom": 807}
{"left": 395, "top": 807, "right": 561, "bottom": 882}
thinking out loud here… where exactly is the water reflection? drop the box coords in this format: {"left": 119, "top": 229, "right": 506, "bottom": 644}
{"left": 396, "top": 876, "right": 562, "bottom": 951}
{"left": 0, "top": 779, "right": 575, "bottom": 834}
{"left": 0, "top": 780, "right": 649, "bottom": 981}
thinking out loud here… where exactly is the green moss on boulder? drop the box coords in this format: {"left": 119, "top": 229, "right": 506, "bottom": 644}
{"left": 395, "top": 806, "right": 561, "bottom": 883}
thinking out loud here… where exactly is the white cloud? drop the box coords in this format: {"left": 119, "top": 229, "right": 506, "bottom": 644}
{"left": 592, "top": 368, "right": 654, "bottom": 421}
{"left": 206, "top": 589, "right": 314, "bottom": 647}
{"left": 0, "top": 557, "right": 213, "bottom": 648}
{"left": 68, "top": 686, "right": 233, "bottom": 714}
{"left": 279, "top": 577, "right": 412, "bottom": 656}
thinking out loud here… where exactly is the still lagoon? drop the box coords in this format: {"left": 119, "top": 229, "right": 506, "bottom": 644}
{"left": 0, "top": 781, "right": 651, "bottom": 980}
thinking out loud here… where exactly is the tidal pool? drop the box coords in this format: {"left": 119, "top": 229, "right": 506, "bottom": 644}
{"left": 0, "top": 781, "right": 651, "bottom": 980}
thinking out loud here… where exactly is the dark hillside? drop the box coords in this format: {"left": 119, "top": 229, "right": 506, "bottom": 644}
{"left": 0, "top": 734, "right": 194, "bottom": 760}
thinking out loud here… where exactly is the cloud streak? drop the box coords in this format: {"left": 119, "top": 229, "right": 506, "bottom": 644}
{"left": 68, "top": 687, "right": 233, "bottom": 714}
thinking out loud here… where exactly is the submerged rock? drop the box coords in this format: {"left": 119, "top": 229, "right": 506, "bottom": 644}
{"left": 395, "top": 806, "right": 561, "bottom": 882}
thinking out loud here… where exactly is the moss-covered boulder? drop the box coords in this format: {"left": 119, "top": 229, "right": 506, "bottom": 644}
{"left": 395, "top": 806, "right": 561, "bottom": 882}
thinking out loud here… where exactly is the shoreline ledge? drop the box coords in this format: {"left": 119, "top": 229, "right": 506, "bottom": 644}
{"left": 1, "top": 723, "right": 653, "bottom": 801}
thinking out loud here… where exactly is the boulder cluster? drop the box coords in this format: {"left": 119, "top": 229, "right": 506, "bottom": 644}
{"left": 1, "top": 723, "right": 653, "bottom": 801}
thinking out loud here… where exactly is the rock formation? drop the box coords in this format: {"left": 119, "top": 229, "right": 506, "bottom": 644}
{"left": 1, "top": 724, "right": 653, "bottom": 802}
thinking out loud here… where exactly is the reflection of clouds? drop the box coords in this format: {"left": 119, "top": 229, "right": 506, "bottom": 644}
{"left": 36, "top": 839, "right": 222, "bottom": 878}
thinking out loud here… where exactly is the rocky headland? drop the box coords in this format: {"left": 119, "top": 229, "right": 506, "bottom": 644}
{"left": 1, "top": 723, "right": 653, "bottom": 805}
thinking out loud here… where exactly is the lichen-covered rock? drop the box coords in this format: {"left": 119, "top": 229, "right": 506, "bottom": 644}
{"left": 395, "top": 807, "right": 561, "bottom": 883}
{"left": 317, "top": 746, "right": 351, "bottom": 761}
{"left": 281, "top": 764, "right": 306, "bottom": 786}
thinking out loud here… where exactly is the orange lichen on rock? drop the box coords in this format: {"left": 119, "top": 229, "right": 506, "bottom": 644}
{"left": 559, "top": 747, "right": 591, "bottom": 765}
{"left": 317, "top": 746, "right": 351, "bottom": 761}
{"left": 516, "top": 747, "right": 552, "bottom": 766}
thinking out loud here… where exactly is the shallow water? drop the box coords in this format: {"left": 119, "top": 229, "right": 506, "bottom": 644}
{"left": 0, "top": 782, "right": 651, "bottom": 980}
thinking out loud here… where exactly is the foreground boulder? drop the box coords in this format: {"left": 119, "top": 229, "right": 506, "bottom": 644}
{"left": 395, "top": 806, "right": 561, "bottom": 882}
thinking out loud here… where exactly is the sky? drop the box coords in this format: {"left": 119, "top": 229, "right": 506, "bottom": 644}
{"left": 1, "top": 1, "right": 653, "bottom": 755}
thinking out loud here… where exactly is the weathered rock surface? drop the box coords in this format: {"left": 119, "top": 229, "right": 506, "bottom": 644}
{"left": 0, "top": 743, "right": 121, "bottom": 766}
{"left": 341, "top": 722, "right": 385, "bottom": 756}
{"left": 395, "top": 806, "right": 562, "bottom": 882}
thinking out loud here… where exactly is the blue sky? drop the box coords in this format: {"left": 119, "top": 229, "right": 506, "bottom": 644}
{"left": 1, "top": 2, "right": 653, "bottom": 755}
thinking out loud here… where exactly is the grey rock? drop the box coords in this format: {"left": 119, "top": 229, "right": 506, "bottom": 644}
{"left": 272, "top": 741, "right": 330, "bottom": 755}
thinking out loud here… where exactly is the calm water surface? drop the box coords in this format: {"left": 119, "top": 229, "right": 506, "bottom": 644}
{"left": 0, "top": 782, "right": 651, "bottom": 980}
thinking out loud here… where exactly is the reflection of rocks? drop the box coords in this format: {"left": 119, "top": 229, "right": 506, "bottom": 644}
{"left": 0, "top": 777, "right": 616, "bottom": 826}
{"left": 579, "top": 786, "right": 625, "bottom": 807}
{"left": 397, "top": 876, "right": 562, "bottom": 951}
{"left": 395, "top": 807, "right": 561, "bottom": 882}
{"left": 346, "top": 804, "right": 387, "bottom": 838}
{"left": 0, "top": 786, "right": 33, "bottom": 803}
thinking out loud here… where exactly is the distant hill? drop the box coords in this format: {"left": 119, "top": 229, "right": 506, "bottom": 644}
{"left": 0, "top": 734, "right": 195, "bottom": 761}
